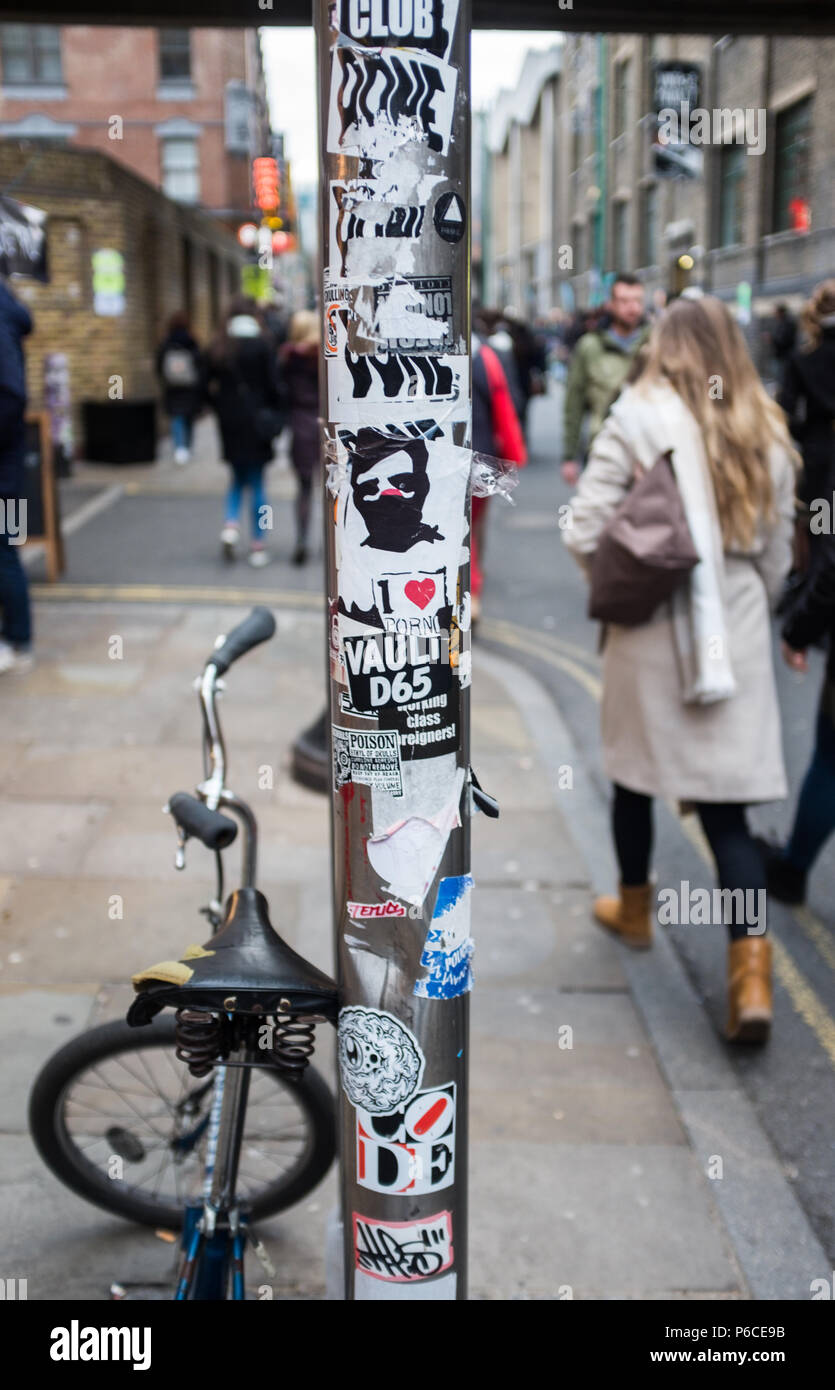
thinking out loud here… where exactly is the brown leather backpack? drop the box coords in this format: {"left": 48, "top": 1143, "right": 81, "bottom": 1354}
{"left": 588, "top": 450, "right": 699, "bottom": 626}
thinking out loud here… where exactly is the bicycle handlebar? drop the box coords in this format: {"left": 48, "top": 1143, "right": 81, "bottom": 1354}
{"left": 169, "top": 792, "right": 239, "bottom": 851}
{"left": 206, "top": 607, "right": 276, "bottom": 677}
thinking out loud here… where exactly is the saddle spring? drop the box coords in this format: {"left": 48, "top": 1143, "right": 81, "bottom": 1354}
{"left": 175, "top": 1008, "right": 228, "bottom": 1077}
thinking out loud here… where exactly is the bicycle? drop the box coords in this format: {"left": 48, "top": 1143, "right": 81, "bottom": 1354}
{"left": 29, "top": 607, "right": 340, "bottom": 1300}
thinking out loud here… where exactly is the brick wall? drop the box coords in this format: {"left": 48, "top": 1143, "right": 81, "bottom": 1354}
{"left": 0, "top": 141, "right": 244, "bottom": 447}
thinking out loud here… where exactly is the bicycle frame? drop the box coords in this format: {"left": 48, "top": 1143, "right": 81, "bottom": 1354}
{"left": 173, "top": 660, "right": 261, "bottom": 1300}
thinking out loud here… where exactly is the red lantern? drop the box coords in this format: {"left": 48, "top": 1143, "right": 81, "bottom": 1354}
{"left": 253, "top": 157, "right": 280, "bottom": 213}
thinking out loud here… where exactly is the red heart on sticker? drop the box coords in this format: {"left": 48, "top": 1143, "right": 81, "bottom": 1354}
{"left": 404, "top": 578, "right": 436, "bottom": 610}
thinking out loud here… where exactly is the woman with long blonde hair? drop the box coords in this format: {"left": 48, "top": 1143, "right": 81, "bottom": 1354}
{"left": 564, "top": 294, "right": 797, "bottom": 1044}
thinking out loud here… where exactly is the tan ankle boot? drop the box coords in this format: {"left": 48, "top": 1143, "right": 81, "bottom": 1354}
{"left": 727, "top": 937, "right": 772, "bottom": 1043}
{"left": 593, "top": 883, "right": 653, "bottom": 949}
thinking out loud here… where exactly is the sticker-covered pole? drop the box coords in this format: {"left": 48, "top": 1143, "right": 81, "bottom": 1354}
{"left": 315, "top": 0, "right": 472, "bottom": 1300}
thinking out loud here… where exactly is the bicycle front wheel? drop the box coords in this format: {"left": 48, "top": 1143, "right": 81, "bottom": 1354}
{"left": 29, "top": 1015, "right": 336, "bottom": 1230}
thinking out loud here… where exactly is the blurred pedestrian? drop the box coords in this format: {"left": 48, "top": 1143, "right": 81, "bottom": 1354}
{"left": 769, "top": 302, "right": 798, "bottom": 380}
{"left": 0, "top": 275, "right": 34, "bottom": 674}
{"left": 204, "top": 296, "right": 285, "bottom": 567}
{"left": 502, "top": 308, "right": 548, "bottom": 436}
{"left": 777, "top": 281, "right": 835, "bottom": 513}
{"left": 563, "top": 295, "right": 798, "bottom": 1044}
{"left": 561, "top": 273, "right": 648, "bottom": 486}
{"left": 279, "top": 309, "right": 320, "bottom": 566}
{"left": 471, "top": 325, "right": 527, "bottom": 622}
{"left": 762, "top": 281, "right": 835, "bottom": 905}
{"left": 156, "top": 312, "right": 203, "bottom": 465}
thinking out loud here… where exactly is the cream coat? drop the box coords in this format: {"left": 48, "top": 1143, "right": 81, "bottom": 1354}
{"left": 563, "top": 382, "right": 796, "bottom": 804}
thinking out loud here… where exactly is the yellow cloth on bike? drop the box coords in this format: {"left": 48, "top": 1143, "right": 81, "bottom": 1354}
{"left": 131, "top": 944, "right": 214, "bottom": 990}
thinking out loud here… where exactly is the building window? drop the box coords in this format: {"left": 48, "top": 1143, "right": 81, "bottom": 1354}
{"left": 641, "top": 184, "right": 657, "bottom": 267}
{"left": 772, "top": 97, "right": 813, "bottom": 233}
{"left": 613, "top": 59, "right": 630, "bottom": 135}
{"left": 162, "top": 137, "right": 200, "bottom": 203}
{"left": 0, "top": 24, "right": 62, "bottom": 84}
{"left": 159, "top": 28, "right": 191, "bottom": 83}
{"left": 571, "top": 107, "right": 583, "bottom": 171}
{"left": 612, "top": 201, "right": 629, "bottom": 271}
{"left": 719, "top": 144, "right": 746, "bottom": 247}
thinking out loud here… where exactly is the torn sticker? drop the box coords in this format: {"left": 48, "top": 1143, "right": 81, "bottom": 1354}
{"left": 338, "top": 1005, "right": 425, "bottom": 1113}
{"left": 471, "top": 450, "right": 521, "bottom": 501}
{"left": 356, "top": 1081, "right": 455, "bottom": 1195}
{"left": 353, "top": 1210, "right": 453, "bottom": 1283}
{"left": 333, "top": 724, "right": 403, "bottom": 796}
{"left": 367, "top": 763, "right": 465, "bottom": 905}
{"left": 413, "top": 873, "right": 473, "bottom": 999}
{"left": 327, "top": 46, "right": 458, "bottom": 158}
{"left": 338, "top": 0, "right": 460, "bottom": 63}
{"left": 371, "top": 275, "right": 455, "bottom": 351}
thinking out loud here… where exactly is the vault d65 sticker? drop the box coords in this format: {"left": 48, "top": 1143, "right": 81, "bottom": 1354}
{"left": 357, "top": 1082, "right": 455, "bottom": 1195}
{"left": 338, "top": 1006, "right": 425, "bottom": 1114}
{"left": 353, "top": 1211, "right": 453, "bottom": 1283}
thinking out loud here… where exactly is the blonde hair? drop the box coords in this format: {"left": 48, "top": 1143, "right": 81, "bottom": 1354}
{"left": 800, "top": 279, "right": 835, "bottom": 351}
{"left": 636, "top": 295, "right": 798, "bottom": 548}
{"left": 289, "top": 309, "right": 319, "bottom": 345}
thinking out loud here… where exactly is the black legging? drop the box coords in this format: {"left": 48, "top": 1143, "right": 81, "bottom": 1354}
{"left": 612, "top": 783, "right": 766, "bottom": 940}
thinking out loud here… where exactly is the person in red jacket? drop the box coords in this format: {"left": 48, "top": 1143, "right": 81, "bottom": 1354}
{"left": 471, "top": 318, "right": 527, "bottom": 623}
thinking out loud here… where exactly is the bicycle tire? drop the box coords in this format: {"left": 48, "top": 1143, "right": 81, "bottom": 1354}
{"left": 29, "top": 1014, "right": 336, "bottom": 1231}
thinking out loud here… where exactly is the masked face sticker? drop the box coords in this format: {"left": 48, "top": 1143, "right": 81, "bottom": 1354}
{"left": 349, "top": 432, "right": 443, "bottom": 553}
{"left": 338, "top": 1005, "right": 426, "bottom": 1114}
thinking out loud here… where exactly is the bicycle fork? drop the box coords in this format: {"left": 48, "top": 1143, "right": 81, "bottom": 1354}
{"left": 175, "top": 1043, "right": 253, "bottom": 1301}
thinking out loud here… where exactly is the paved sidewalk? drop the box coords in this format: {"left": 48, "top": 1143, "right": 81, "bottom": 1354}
{"left": 1, "top": 579, "right": 826, "bottom": 1299}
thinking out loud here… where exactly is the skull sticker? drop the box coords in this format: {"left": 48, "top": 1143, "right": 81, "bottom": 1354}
{"left": 338, "top": 1006, "right": 425, "bottom": 1114}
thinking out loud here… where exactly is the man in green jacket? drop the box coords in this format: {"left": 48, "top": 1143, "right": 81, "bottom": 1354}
{"left": 561, "top": 273, "right": 648, "bottom": 484}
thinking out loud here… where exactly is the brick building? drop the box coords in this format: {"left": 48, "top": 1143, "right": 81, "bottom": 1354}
{"left": 0, "top": 141, "right": 244, "bottom": 442}
{"left": 487, "top": 34, "right": 835, "bottom": 324}
{"left": 0, "top": 24, "right": 271, "bottom": 226}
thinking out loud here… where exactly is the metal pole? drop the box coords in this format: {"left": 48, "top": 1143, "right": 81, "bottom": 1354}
{"left": 315, "top": 0, "right": 472, "bottom": 1301}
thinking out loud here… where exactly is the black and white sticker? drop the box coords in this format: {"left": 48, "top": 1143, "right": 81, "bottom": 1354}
{"left": 338, "top": 1005, "right": 426, "bottom": 1114}
{"left": 372, "top": 275, "right": 455, "bottom": 351}
{"left": 353, "top": 1210, "right": 453, "bottom": 1284}
{"left": 338, "top": 0, "right": 459, "bottom": 61}
{"left": 327, "top": 46, "right": 457, "bottom": 158}
{"left": 333, "top": 725, "right": 403, "bottom": 796}
{"left": 356, "top": 1082, "right": 455, "bottom": 1195}
{"left": 433, "top": 190, "right": 466, "bottom": 244}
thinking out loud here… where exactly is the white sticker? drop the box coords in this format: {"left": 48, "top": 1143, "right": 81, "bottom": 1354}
{"left": 334, "top": 427, "right": 470, "bottom": 632}
{"left": 338, "top": 0, "right": 460, "bottom": 64}
{"left": 327, "top": 46, "right": 458, "bottom": 158}
{"left": 356, "top": 1082, "right": 456, "bottom": 1195}
{"left": 333, "top": 725, "right": 403, "bottom": 796}
{"left": 338, "top": 1005, "right": 425, "bottom": 1113}
{"left": 353, "top": 1210, "right": 453, "bottom": 1283}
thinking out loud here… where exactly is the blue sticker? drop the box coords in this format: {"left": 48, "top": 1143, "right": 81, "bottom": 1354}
{"left": 413, "top": 874, "right": 474, "bottom": 1000}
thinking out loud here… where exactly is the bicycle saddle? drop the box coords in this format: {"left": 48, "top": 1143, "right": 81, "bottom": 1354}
{"left": 127, "top": 888, "right": 339, "bottom": 1026}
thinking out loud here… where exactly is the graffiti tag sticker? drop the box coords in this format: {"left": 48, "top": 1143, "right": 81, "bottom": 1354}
{"left": 356, "top": 1082, "right": 455, "bottom": 1195}
{"left": 338, "top": 1005, "right": 425, "bottom": 1113}
{"left": 413, "top": 873, "right": 473, "bottom": 998}
{"left": 353, "top": 1211, "right": 453, "bottom": 1282}
{"left": 347, "top": 899, "right": 407, "bottom": 920}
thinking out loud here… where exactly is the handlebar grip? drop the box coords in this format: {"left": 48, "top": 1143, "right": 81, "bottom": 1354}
{"left": 168, "top": 793, "right": 238, "bottom": 851}
{"left": 207, "top": 606, "right": 276, "bottom": 676}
